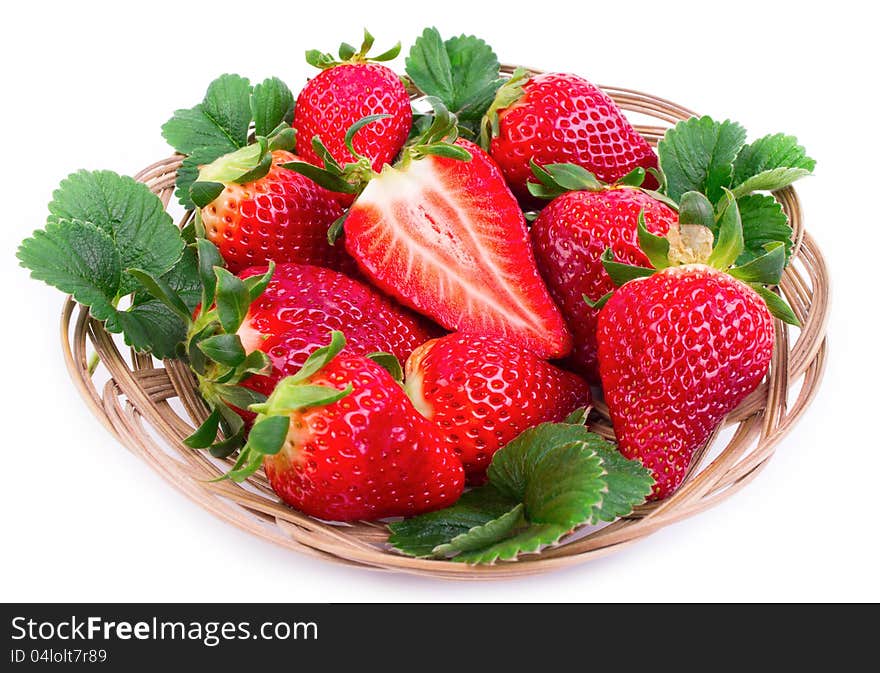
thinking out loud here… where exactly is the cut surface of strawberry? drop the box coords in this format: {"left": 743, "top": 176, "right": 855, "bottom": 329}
{"left": 344, "top": 139, "right": 571, "bottom": 359}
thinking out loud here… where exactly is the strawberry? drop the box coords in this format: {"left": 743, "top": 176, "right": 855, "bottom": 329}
{"left": 195, "top": 148, "right": 354, "bottom": 275}
{"left": 288, "top": 110, "right": 572, "bottom": 360}
{"left": 234, "top": 262, "right": 440, "bottom": 399}
{"left": 405, "top": 333, "right": 591, "bottom": 483}
{"left": 595, "top": 192, "right": 799, "bottom": 499}
{"left": 233, "top": 332, "right": 464, "bottom": 521}
{"left": 481, "top": 70, "right": 659, "bottom": 205}
{"left": 528, "top": 164, "right": 677, "bottom": 380}
{"left": 294, "top": 30, "right": 411, "bottom": 204}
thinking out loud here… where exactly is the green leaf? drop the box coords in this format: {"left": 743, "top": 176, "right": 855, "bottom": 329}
{"left": 258, "top": 383, "right": 353, "bottom": 415}
{"left": 46, "top": 170, "right": 183, "bottom": 296}
{"left": 433, "top": 504, "right": 525, "bottom": 556}
{"left": 214, "top": 267, "right": 250, "bottom": 334}
{"left": 388, "top": 486, "right": 519, "bottom": 557}
{"left": 190, "top": 181, "right": 225, "bottom": 208}
{"left": 707, "top": 190, "right": 745, "bottom": 269}
{"left": 527, "top": 161, "right": 603, "bottom": 199}
{"left": 195, "top": 238, "right": 224, "bottom": 310}
{"left": 729, "top": 242, "right": 786, "bottom": 285}
{"left": 434, "top": 503, "right": 525, "bottom": 556}
{"left": 388, "top": 422, "right": 653, "bottom": 564}
{"left": 678, "top": 191, "right": 716, "bottom": 228}
{"left": 587, "top": 448, "right": 654, "bottom": 523}
{"left": 198, "top": 141, "right": 266, "bottom": 184}
{"left": 18, "top": 171, "right": 194, "bottom": 359}
{"left": 637, "top": 211, "right": 670, "bottom": 270}
{"left": 198, "top": 334, "right": 246, "bottom": 367}
{"left": 658, "top": 116, "right": 747, "bottom": 203}
{"left": 215, "top": 384, "right": 267, "bottom": 410}
{"left": 126, "top": 268, "right": 192, "bottom": 323}
{"left": 731, "top": 167, "right": 812, "bottom": 199}
{"left": 161, "top": 74, "right": 252, "bottom": 156}
{"left": 175, "top": 148, "right": 217, "bottom": 210}
{"left": 246, "top": 415, "right": 290, "bottom": 456}
{"left": 737, "top": 194, "right": 793, "bottom": 264}
{"left": 480, "top": 67, "right": 529, "bottom": 147}
{"left": 243, "top": 263, "right": 274, "bottom": 302}
{"left": 412, "top": 143, "right": 472, "bottom": 161}
{"left": 732, "top": 132, "right": 816, "bottom": 191}
{"left": 520, "top": 441, "right": 605, "bottom": 526}
{"left": 405, "top": 28, "right": 501, "bottom": 135}
{"left": 281, "top": 161, "right": 360, "bottom": 194}
{"left": 108, "top": 298, "right": 191, "bottom": 359}
{"left": 289, "top": 330, "right": 347, "bottom": 383}
{"left": 453, "top": 524, "right": 569, "bottom": 564}
{"left": 750, "top": 283, "right": 801, "bottom": 327}
{"left": 366, "top": 352, "right": 404, "bottom": 382}
{"left": 618, "top": 167, "right": 646, "bottom": 187}
{"left": 563, "top": 407, "right": 589, "bottom": 426}
{"left": 251, "top": 77, "right": 294, "bottom": 137}
{"left": 184, "top": 408, "right": 222, "bottom": 449}
{"left": 18, "top": 218, "right": 121, "bottom": 322}
{"left": 601, "top": 249, "right": 655, "bottom": 286}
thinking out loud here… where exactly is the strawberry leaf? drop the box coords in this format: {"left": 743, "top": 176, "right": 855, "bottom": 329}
{"left": 388, "top": 487, "right": 519, "bottom": 557}
{"left": 736, "top": 194, "right": 793, "bottom": 264}
{"left": 433, "top": 503, "right": 525, "bottom": 556}
{"left": 453, "top": 523, "right": 569, "bottom": 564}
{"left": 388, "top": 422, "right": 653, "bottom": 564}
{"left": 18, "top": 171, "right": 193, "bottom": 359}
{"left": 732, "top": 133, "right": 815, "bottom": 195}
{"left": 251, "top": 77, "right": 294, "bottom": 137}
{"left": 658, "top": 116, "right": 747, "bottom": 203}
{"left": 405, "top": 28, "right": 502, "bottom": 135}
{"left": 46, "top": 170, "right": 182, "bottom": 296}
{"left": 162, "top": 74, "right": 252, "bottom": 157}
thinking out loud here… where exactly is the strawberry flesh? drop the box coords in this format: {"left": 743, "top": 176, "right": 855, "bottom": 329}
{"left": 344, "top": 139, "right": 571, "bottom": 359}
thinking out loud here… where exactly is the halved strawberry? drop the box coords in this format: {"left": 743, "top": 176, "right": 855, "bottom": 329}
{"left": 286, "top": 111, "right": 571, "bottom": 359}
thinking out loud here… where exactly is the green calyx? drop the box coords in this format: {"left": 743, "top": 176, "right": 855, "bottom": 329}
{"left": 478, "top": 66, "right": 530, "bottom": 149}
{"left": 225, "top": 331, "right": 354, "bottom": 482}
{"left": 190, "top": 123, "right": 296, "bottom": 208}
{"left": 284, "top": 98, "right": 470, "bottom": 244}
{"left": 305, "top": 28, "right": 401, "bottom": 69}
{"left": 597, "top": 192, "right": 800, "bottom": 326}
{"left": 526, "top": 161, "right": 655, "bottom": 201}
{"left": 131, "top": 233, "right": 279, "bottom": 457}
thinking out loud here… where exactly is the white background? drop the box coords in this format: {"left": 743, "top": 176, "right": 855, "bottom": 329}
{"left": 1, "top": 0, "right": 877, "bottom": 602}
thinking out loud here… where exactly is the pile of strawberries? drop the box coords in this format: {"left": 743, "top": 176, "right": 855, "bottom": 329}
{"left": 20, "top": 28, "right": 813, "bottom": 558}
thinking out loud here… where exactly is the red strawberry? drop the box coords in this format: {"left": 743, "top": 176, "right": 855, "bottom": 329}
{"left": 294, "top": 31, "right": 411, "bottom": 204}
{"left": 234, "top": 263, "right": 440, "bottom": 399}
{"left": 531, "top": 182, "right": 677, "bottom": 381}
{"left": 239, "top": 333, "right": 464, "bottom": 521}
{"left": 341, "top": 137, "right": 571, "bottom": 359}
{"left": 483, "top": 71, "right": 658, "bottom": 205}
{"left": 405, "top": 333, "right": 591, "bottom": 482}
{"left": 198, "top": 150, "right": 354, "bottom": 275}
{"left": 594, "top": 195, "right": 797, "bottom": 500}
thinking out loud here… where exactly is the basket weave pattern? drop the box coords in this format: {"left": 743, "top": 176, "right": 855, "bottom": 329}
{"left": 60, "top": 80, "right": 829, "bottom": 579}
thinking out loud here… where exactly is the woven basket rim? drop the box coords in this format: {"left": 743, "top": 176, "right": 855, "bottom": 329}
{"left": 59, "top": 80, "right": 830, "bottom": 580}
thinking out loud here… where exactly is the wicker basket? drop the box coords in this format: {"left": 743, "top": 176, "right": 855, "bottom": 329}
{"left": 60, "top": 72, "right": 829, "bottom": 579}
